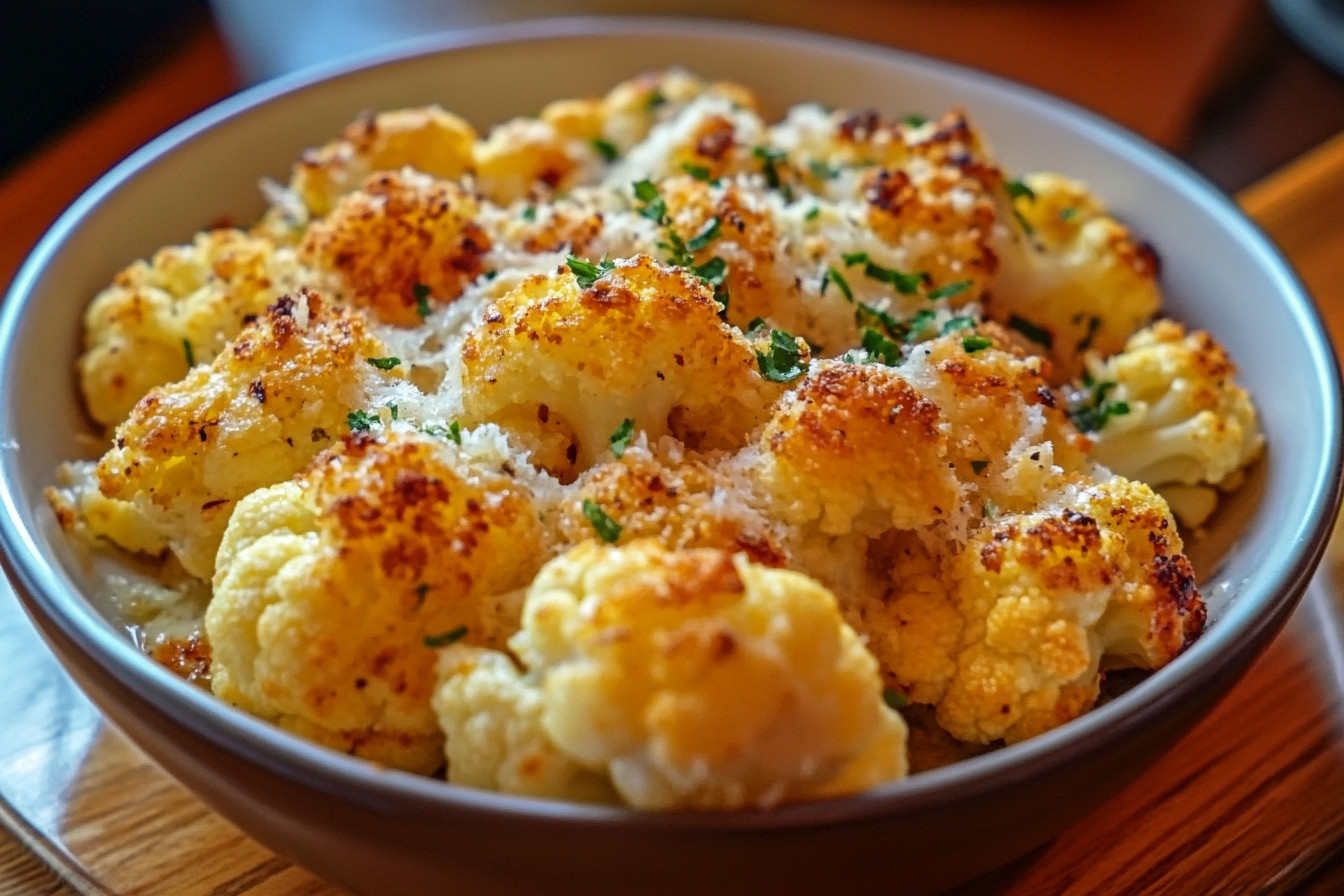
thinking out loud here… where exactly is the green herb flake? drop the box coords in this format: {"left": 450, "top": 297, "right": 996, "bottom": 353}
{"left": 752, "top": 145, "right": 788, "bottom": 190}
{"left": 841, "top": 250, "right": 870, "bottom": 267}
{"left": 1059, "top": 207, "right": 1078, "bottom": 222}
{"left": 970, "top": 460, "right": 989, "bottom": 475}
{"left": 567, "top": 253, "right": 615, "bottom": 289}
{"left": 1005, "top": 178, "right": 1036, "bottom": 202}
{"left": 521, "top": 204, "right": 537, "bottom": 221}
{"left": 823, "top": 266, "right": 854, "bottom": 302}
{"left": 808, "top": 160, "right": 841, "bottom": 180}
{"left": 1075, "top": 315, "right": 1103, "bottom": 353}
{"left": 609, "top": 418, "right": 635, "bottom": 458}
{"left": 861, "top": 327, "right": 902, "bottom": 366}
{"left": 901, "top": 113, "right": 929, "bottom": 128}
{"left": 346, "top": 409, "right": 378, "bottom": 432}
{"left": 1007, "top": 314, "right": 1054, "bottom": 349}
{"left": 863, "top": 261, "right": 923, "bottom": 294}
{"left": 582, "top": 500, "right": 623, "bottom": 543}
{"left": 1068, "top": 379, "right": 1131, "bottom": 433}
{"left": 962, "top": 334, "right": 993, "bottom": 353}
{"left": 927, "top": 279, "right": 973, "bottom": 301}
{"left": 424, "top": 625, "right": 469, "bottom": 648}
{"left": 413, "top": 282, "right": 432, "bottom": 319}
{"left": 591, "top": 137, "right": 619, "bottom": 162}
{"left": 681, "top": 162, "right": 714, "bottom": 182}
{"left": 746, "top": 317, "right": 769, "bottom": 334}
{"left": 693, "top": 256, "right": 728, "bottom": 286}
{"left": 805, "top": 205, "right": 821, "bottom": 221}
{"left": 755, "top": 329, "right": 807, "bottom": 383}
{"left": 940, "top": 316, "right": 976, "bottom": 335}
{"left": 389, "top": 404, "right": 399, "bottom": 421}
{"left": 882, "top": 687, "right": 910, "bottom": 709}
{"left": 633, "top": 179, "right": 669, "bottom": 224}
{"left": 182, "top": 338, "right": 195, "bottom": 368}
{"left": 448, "top": 420, "right": 462, "bottom": 445}
{"left": 686, "top": 216, "right": 722, "bottom": 252}
{"left": 647, "top": 89, "right": 667, "bottom": 110}
{"left": 366, "top": 356, "right": 402, "bottom": 370}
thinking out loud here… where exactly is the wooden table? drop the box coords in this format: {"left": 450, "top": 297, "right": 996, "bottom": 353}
{"left": 3, "top": 10, "right": 1343, "bottom": 896}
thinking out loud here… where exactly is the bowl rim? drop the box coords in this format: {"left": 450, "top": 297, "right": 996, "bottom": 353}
{"left": 1, "top": 14, "right": 1341, "bottom": 830}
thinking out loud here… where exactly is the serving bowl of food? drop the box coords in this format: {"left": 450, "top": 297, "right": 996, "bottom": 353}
{"left": 0, "top": 17, "right": 1338, "bottom": 896}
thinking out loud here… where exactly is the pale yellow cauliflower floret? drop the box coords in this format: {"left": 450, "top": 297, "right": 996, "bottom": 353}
{"left": 1076, "top": 319, "right": 1264, "bottom": 527}
{"left": 79, "top": 229, "right": 311, "bottom": 427}
{"left": 433, "top": 540, "right": 906, "bottom": 810}
{"left": 935, "top": 475, "right": 1205, "bottom": 744}
{"left": 95, "top": 292, "right": 396, "bottom": 577}
{"left": 298, "top": 169, "right": 492, "bottom": 327}
{"left": 287, "top": 105, "right": 477, "bottom": 217}
{"left": 459, "top": 254, "right": 782, "bottom": 480}
{"left": 208, "top": 430, "right": 543, "bottom": 774}
{"left": 988, "top": 172, "right": 1162, "bottom": 381}
{"left": 756, "top": 360, "right": 962, "bottom": 537}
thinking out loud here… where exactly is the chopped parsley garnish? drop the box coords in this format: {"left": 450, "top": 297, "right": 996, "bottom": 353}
{"left": 1068, "top": 378, "right": 1131, "bottom": 433}
{"left": 609, "top": 418, "right": 635, "bottom": 458}
{"left": 633, "top": 179, "right": 669, "bottom": 224}
{"left": 448, "top": 420, "right": 462, "bottom": 444}
{"left": 413, "top": 282, "right": 432, "bottom": 318}
{"left": 940, "top": 316, "right": 976, "bottom": 335}
{"left": 861, "top": 327, "right": 902, "bottom": 366}
{"left": 582, "top": 500, "right": 623, "bottom": 543}
{"left": 746, "top": 317, "right": 769, "bottom": 334}
{"left": 808, "top": 160, "right": 841, "bottom": 180}
{"left": 755, "top": 329, "right": 807, "bottom": 383}
{"left": 686, "top": 216, "right": 721, "bottom": 252}
{"left": 962, "top": 334, "right": 993, "bottom": 353}
{"left": 901, "top": 113, "right": 929, "bottom": 128}
{"left": 591, "top": 137, "right": 619, "bottom": 162}
{"left": 1059, "top": 207, "right": 1078, "bottom": 222}
{"left": 1007, "top": 314, "right": 1053, "bottom": 349}
{"left": 882, "top": 687, "right": 910, "bottom": 709}
{"left": 423, "top": 421, "right": 463, "bottom": 444}
{"left": 388, "top": 404, "right": 399, "bottom": 421}
{"left": 366, "top": 356, "right": 402, "bottom": 370}
{"left": 521, "top": 204, "right": 537, "bottom": 221}
{"left": 681, "top": 162, "right": 714, "bottom": 181}
{"left": 1075, "top": 315, "right": 1103, "bottom": 353}
{"left": 927, "top": 279, "right": 973, "bottom": 301}
{"left": 346, "top": 409, "right": 378, "bottom": 432}
{"left": 424, "top": 625, "right": 468, "bottom": 648}
{"left": 752, "top": 145, "right": 788, "bottom": 190}
{"left": 970, "top": 460, "right": 989, "bottom": 475}
{"left": 182, "top": 338, "right": 195, "bottom": 367}
{"left": 805, "top": 205, "right": 821, "bottom": 221}
{"left": 842, "top": 251, "right": 923, "bottom": 294}
{"left": 1005, "top": 179, "right": 1036, "bottom": 202}
{"left": 822, "top": 266, "right": 853, "bottom": 302}
{"left": 647, "top": 89, "right": 666, "bottom": 110}
{"left": 694, "top": 256, "right": 728, "bottom": 285}
{"left": 567, "top": 253, "right": 615, "bottom": 289}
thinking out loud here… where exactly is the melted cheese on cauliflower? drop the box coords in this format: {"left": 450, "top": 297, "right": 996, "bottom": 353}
{"left": 52, "top": 70, "right": 1263, "bottom": 809}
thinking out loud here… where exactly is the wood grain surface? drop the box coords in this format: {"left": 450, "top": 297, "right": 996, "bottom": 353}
{"left": 2, "top": 5, "right": 1339, "bottom": 895}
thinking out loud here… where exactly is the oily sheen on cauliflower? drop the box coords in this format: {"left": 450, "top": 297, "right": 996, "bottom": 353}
{"left": 433, "top": 540, "right": 907, "bottom": 809}
{"left": 208, "top": 430, "right": 542, "bottom": 773}
{"left": 55, "top": 70, "right": 1265, "bottom": 811}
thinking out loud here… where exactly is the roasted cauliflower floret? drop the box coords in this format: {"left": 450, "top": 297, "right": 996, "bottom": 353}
{"left": 755, "top": 360, "right": 962, "bottom": 537}
{"left": 1072, "top": 320, "right": 1264, "bottom": 527}
{"left": 935, "top": 475, "right": 1204, "bottom": 744}
{"left": 297, "top": 169, "right": 492, "bottom": 326}
{"left": 988, "top": 172, "right": 1162, "bottom": 381}
{"left": 79, "top": 229, "right": 311, "bottom": 426}
{"left": 95, "top": 292, "right": 399, "bottom": 577}
{"left": 554, "top": 439, "right": 786, "bottom": 566}
{"left": 433, "top": 540, "right": 906, "bottom": 810}
{"left": 287, "top": 105, "right": 477, "bottom": 217}
{"left": 208, "top": 430, "right": 542, "bottom": 773}
{"left": 459, "top": 254, "right": 781, "bottom": 478}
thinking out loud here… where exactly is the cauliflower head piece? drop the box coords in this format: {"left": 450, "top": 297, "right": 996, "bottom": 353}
{"left": 433, "top": 540, "right": 907, "bottom": 810}
{"left": 935, "top": 475, "right": 1205, "bottom": 744}
{"left": 1072, "top": 319, "right": 1264, "bottom": 527}
{"left": 79, "top": 229, "right": 311, "bottom": 427}
{"left": 988, "top": 172, "right": 1162, "bottom": 381}
{"left": 208, "top": 429, "right": 543, "bottom": 774}
{"left": 95, "top": 291, "right": 401, "bottom": 577}
{"left": 459, "top": 253, "right": 781, "bottom": 479}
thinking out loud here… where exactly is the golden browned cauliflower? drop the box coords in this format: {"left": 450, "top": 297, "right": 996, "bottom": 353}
{"left": 755, "top": 360, "right": 962, "bottom": 537}
{"left": 459, "top": 254, "right": 781, "bottom": 479}
{"left": 286, "top": 105, "right": 477, "bottom": 217}
{"left": 297, "top": 169, "right": 492, "bottom": 327}
{"left": 934, "top": 475, "right": 1204, "bottom": 744}
{"left": 79, "top": 229, "right": 312, "bottom": 426}
{"left": 208, "top": 430, "right": 543, "bottom": 774}
{"left": 1072, "top": 319, "right": 1264, "bottom": 527}
{"left": 95, "top": 291, "right": 400, "bottom": 577}
{"left": 433, "top": 540, "right": 907, "bottom": 809}
{"left": 988, "top": 172, "right": 1162, "bottom": 381}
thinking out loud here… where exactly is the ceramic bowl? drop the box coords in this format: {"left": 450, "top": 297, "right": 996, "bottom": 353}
{"left": 1, "top": 18, "right": 1340, "bottom": 896}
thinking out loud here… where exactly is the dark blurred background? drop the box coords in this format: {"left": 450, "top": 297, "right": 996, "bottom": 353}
{"left": 3, "top": 0, "right": 1344, "bottom": 193}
